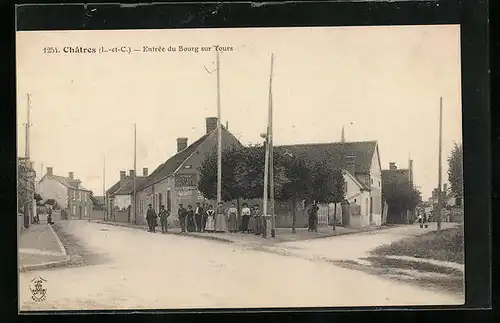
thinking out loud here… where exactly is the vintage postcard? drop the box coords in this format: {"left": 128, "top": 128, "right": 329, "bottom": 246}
{"left": 17, "top": 25, "right": 464, "bottom": 311}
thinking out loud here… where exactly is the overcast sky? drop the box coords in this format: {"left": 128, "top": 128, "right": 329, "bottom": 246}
{"left": 17, "top": 25, "right": 462, "bottom": 199}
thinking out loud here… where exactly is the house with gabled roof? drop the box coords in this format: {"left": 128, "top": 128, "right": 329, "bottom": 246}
{"left": 133, "top": 117, "right": 242, "bottom": 225}
{"left": 276, "top": 139, "right": 383, "bottom": 228}
{"left": 37, "top": 167, "right": 93, "bottom": 219}
{"left": 105, "top": 169, "right": 149, "bottom": 221}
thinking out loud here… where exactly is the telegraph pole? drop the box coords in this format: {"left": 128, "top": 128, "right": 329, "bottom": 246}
{"left": 103, "top": 156, "right": 106, "bottom": 221}
{"left": 133, "top": 123, "right": 137, "bottom": 224}
{"left": 436, "top": 97, "right": 443, "bottom": 232}
{"left": 216, "top": 50, "right": 222, "bottom": 204}
{"left": 268, "top": 54, "right": 276, "bottom": 238}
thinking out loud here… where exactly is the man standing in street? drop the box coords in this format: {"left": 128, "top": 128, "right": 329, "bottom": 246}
{"left": 146, "top": 204, "right": 157, "bottom": 233}
{"left": 194, "top": 202, "right": 204, "bottom": 232}
{"left": 178, "top": 204, "right": 187, "bottom": 233}
{"left": 159, "top": 205, "right": 170, "bottom": 234}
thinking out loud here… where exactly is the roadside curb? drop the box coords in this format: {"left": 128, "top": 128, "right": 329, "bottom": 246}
{"left": 19, "top": 255, "right": 71, "bottom": 273}
{"left": 48, "top": 223, "right": 68, "bottom": 256}
{"left": 19, "top": 224, "right": 71, "bottom": 273}
{"left": 96, "top": 221, "right": 234, "bottom": 244}
{"left": 95, "top": 221, "right": 392, "bottom": 244}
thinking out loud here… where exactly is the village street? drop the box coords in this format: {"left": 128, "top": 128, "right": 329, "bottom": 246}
{"left": 19, "top": 220, "right": 463, "bottom": 311}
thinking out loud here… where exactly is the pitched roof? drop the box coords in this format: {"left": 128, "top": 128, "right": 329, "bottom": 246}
{"left": 138, "top": 126, "right": 242, "bottom": 190}
{"left": 139, "top": 133, "right": 211, "bottom": 190}
{"left": 381, "top": 168, "right": 410, "bottom": 184}
{"left": 277, "top": 141, "right": 378, "bottom": 175}
{"left": 107, "top": 176, "right": 148, "bottom": 196}
{"left": 45, "top": 174, "right": 91, "bottom": 192}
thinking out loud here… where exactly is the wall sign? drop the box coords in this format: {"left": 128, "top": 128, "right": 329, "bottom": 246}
{"left": 175, "top": 174, "right": 197, "bottom": 188}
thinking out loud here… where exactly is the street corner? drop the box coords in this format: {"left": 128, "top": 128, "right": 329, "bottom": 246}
{"left": 19, "top": 253, "right": 71, "bottom": 273}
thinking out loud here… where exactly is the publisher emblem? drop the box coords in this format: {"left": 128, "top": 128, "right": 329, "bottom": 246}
{"left": 29, "top": 277, "right": 47, "bottom": 302}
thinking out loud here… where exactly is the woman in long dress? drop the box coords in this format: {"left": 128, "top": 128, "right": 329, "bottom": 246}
{"left": 227, "top": 202, "right": 238, "bottom": 233}
{"left": 215, "top": 202, "right": 227, "bottom": 233}
{"left": 252, "top": 204, "right": 262, "bottom": 235}
{"left": 186, "top": 205, "right": 196, "bottom": 232}
{"left": 247, "top": 206, "right": 255, "bottom": 233}
{"left": 204, "top": 205, "right": 215, "bottom": 233}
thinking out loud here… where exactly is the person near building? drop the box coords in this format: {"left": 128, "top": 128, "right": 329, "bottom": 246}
{"left": 186, "top": 205, "right": 196, "bottom": 232}
{"left": 215, "top": 202, "right": 227, "bottom": 233}
{"left": 47, "top": 205, "right": 54, "bottom": 225}
{"left": 252, "top": 204, "right": 263, "bottom": 236}
{"left": 159, "top": 205, "right": 170, "bottom": 234}
{"left": 194, "top": 202, "right": 204, "bottom": 232}
{"left": 240, "top": 202, "right": 251, "bottom": 233}
{"left": 204, "top": 205, "right": 215, "bottom": 233}
{"left": 227, "top": 202, "right": 238, "bottom": 233}
{"left": 178, "top": 204, "right": 187, "bottom": 233}
{"left": 146, "top": 204, "right": 157, "bottom": 233}
{"left": 308, "top": 203, "right": 319, "bottom": 232}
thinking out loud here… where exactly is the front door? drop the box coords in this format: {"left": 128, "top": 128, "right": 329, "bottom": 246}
{"left": 167, "top": 190, "right": 172, "bottom": 212}
{"left": 79, "top": 206, "right": 82, "bottom": 219}
{"left": 370, "top": 197, "right": 373, "bottom": 223}
{"left": 158, "top": 193, "right": 163, "bottom": 212}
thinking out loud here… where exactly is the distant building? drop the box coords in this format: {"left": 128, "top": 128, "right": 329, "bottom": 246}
{"left": 105, "top": 169, "right": 149, "bottom": 222}
{"left": 381, "top": 161, "right": 415, "bottom": 224}
{"left": 37, "top": 167, "right": 93, "bottom": 219}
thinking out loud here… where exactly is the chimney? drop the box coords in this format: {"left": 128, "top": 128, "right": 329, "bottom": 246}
{"left": 129, "top": 169, "right": 135, "bottom": 178}
{"left": 47, "top": 167, "right": 53, "bottom": 176}
{"left": 68, "top": 172, "right": 74, "bottom": 179}
{"left": 143, "top": 167, "right": 148, "bottom": 176}
{"left": 120, "top": 171, "right": 126, "bottom": 182}
{"left": 225, "top": 121, "right": 228, "bottom": 130}
{"left": 206, "top": 117, "right": 218, "bottom": 134}
{"left": 344, "top": 155, "right": 356, "bottom": 175}
{"left": 177, "top": 137, "right": 188, "bottom": 152}
{"left": 389, "top": 162, "right": 397, "bottom": 170}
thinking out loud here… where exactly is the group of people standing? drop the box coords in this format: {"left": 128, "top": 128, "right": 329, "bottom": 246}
{"left": 144, "top": 201, "right": 269, "bottom": 237}
{"left": 177, "top": 202, "right": 268, "bottom": 237}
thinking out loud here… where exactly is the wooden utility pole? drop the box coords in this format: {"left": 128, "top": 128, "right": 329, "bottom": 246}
{"left": 268, "top": 54, "right": 276, "bottom": 238}
{"left": 436, "top": 97, "right": 443, "bottom": 232}
{"left": 103, "top": 156, "right": 106, "bottom": 221}
{"left": 26, "top": 93, "right": 31, "bottom": 159}
{"left": 133, "top": 123, "right": 137, "bottom": 224}
{"left": 216, "top": 50, "right": 222, "bottom": 204}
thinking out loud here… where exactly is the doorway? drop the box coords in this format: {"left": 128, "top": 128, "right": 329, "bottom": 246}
{"left": 167, "top": 190, "right": 172, "bottom": 212}
{"left": 158, "top": 193, "right": 163, "bottom": 212}
{"left": 369, "top": 197, "right": 373, "bottom": 223}
{"left": 79, "top": 206, "right": 82, "bottom": 219}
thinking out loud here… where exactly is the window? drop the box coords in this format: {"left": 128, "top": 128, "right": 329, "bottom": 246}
{"left": 371, "top": 178, "right": 374, "bottom": 185}
{"left": 378, "top": 180, "right": 381, "bottom": 187}
{"left": 72, "top": 205, "right": 76, "bottom": 215}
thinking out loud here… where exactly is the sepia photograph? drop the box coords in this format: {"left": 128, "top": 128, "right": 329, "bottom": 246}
{"left": 17, "top": 25, "right": 465, "bottom": 311}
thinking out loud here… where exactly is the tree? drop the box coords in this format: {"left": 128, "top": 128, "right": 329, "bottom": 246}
{"left": 306, "top": 161, "right": 345, "bottom": 230}
{"left": 447, "top": 142, "right": 463, "bottom": 200}
{"left": 382, "top": 177, "right": 422, "bottom": 223}
{"left": 34, "top": 193, "right": 43, "bottom": 204}
{"left": 198, "top": 145, "right": 247, "bottom": 202}
{"left": 274, "top": 152, "right": 310, "bottom": 233}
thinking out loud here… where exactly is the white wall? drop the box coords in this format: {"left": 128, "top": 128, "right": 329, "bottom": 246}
{"left": 37, "top": 177, "right": 68, "bottom": 209}
{"left": 114, "top": 195, "right": 131, "bottom": 210}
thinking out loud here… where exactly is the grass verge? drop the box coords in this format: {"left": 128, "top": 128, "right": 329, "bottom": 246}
{"left": 371, "top": 225, "right": 464, "bottom": 264}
